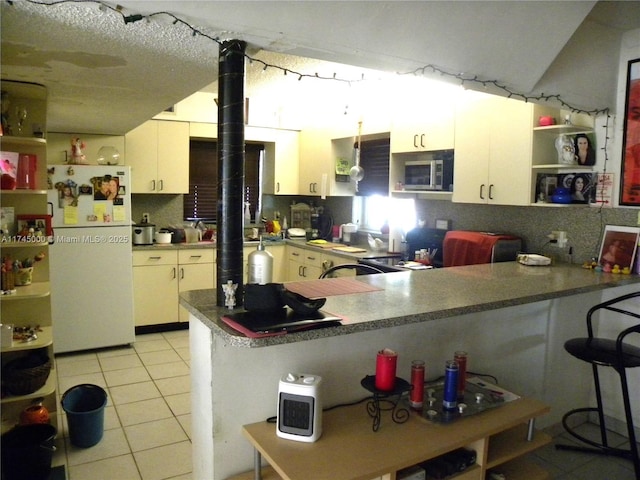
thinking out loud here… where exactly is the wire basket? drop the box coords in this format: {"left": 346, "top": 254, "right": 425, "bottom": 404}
{"left": 2, "top": 354, "right": 52, "bottom": 396}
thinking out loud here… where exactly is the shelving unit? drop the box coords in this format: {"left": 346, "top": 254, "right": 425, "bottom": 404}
{"left": 529, "top": 108, "right": 595, "bottom": 206}
{"left": 1, "top": 80, "right": 56, "bottom": 434}
{"left": 235, "top": 394, "right": 551, "bottom": 480}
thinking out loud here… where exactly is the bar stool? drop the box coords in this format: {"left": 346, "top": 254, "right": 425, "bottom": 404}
{"left": 555, "top": 291, "right": 640, "bottom": 478}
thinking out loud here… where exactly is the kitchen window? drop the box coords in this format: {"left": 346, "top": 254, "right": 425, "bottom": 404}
{"left": 353, "top": 195, "right": 416, "bottom": 234}
{"left": 184, "top": 140, "right": 263, "bottom": 222}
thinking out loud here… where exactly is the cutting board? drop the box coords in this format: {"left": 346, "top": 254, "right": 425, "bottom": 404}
{"left": 306, "top": 241, "right": 344, "bottom": 249}
{"left": 332, "top": 246, "right": 367, "bottom": 253}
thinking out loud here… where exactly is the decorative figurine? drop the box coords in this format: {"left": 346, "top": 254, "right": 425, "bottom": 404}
{"left": 70, "top": 137, "right": 88, "bottom": 164}
{"left": 223, "top": 280, "right": 238, "bottom": 309}
{"left": 555, "top": 134, "right": 576, "bottom": 165}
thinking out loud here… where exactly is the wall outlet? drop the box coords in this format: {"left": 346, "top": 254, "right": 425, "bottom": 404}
{"left": 142, "top": 213, "right": 150, "bottom": 223}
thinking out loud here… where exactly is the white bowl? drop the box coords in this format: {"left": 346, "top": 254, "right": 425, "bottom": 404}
{"left": 155, "top": 232, "right": 173, "bottom": 244}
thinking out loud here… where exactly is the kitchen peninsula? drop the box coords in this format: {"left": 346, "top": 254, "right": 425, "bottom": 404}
{"left": 181, "top": 264, "right": 640, "bottom": 480}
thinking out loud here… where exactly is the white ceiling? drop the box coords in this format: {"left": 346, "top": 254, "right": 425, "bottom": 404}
{"left": 2, "top": 1, "right": 639, "bottom": 135}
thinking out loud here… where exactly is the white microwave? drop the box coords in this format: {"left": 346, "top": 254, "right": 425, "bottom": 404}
{"left": 404, "top": 155, "right": 454, "bottom": 191}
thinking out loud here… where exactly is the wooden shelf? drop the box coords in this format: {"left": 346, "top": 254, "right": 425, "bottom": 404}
{"left": 0, "top": 371, "right": 56, "bottom": 405}
{"left": 487, "top": 457, "right": 550, "bottom": 480}
{"left": 240, "top": 395, "right": 550, "bottom": 480}
{"left": 1, "top": 281, "right": 50, "bottom": 300}
{"left": 1, "top": 238, "right": 49, "bottom": 247}
{"left": 1, "top": 326, "right": 53, "bottom": 353}
{"left": 0, "top": 189, "right": 48, "bottom": 195}
{"left": 0, "top": 135, "right": 47, "bottom": 147}
{"left": 486, "top": 423, "right": 552, "bottom": 468}
{"left": 533, "top": 125, "right": 593, "bottom": 135}
{"left": 531, "top": 164, "right": 594, "bottom": 170}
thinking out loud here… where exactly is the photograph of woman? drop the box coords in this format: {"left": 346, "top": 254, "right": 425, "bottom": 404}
{"left": 573, "top": 133, "right": 596, "bottom": 166}
{"left": 569, "top": 173, "right": 593, "bottom": 203}
{"left": 60, "top": 184, "right": 78, "bottom": 207}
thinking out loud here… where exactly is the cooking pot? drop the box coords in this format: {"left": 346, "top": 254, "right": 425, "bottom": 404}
{"left": 155, "top": 231, "right": 173, "bottom": 244}
{"left": 132, "top": 223, "right": 155, "bottom": 245}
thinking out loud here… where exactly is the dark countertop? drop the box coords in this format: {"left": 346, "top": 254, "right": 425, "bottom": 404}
{"left": 180, "top": 262, "right": 640, "bottom": 348}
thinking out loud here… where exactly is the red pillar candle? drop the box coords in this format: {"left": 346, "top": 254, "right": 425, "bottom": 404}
{"left": 410, "top": 360, "right": 425, "bottom": 408}
{"left": 375, "top": 348, "right": 397, "bottom": 391}
{"left": 454, "top": 351, "right": 468, "bottom": 400}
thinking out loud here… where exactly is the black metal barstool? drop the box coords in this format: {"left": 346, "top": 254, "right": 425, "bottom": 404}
{"left": 319, "top": 264, "right": 384, "bottom": 278}
{"left": 555, "top": 291, "right": 640, "bottom": 478}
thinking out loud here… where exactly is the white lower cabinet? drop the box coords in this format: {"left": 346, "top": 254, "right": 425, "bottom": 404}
{"left": 178, "top": 250, "right": 215, "bottom": 322}
{"left": 286, "top": 246, "right": 354, "bottom": 281}
{"left": 133, "top": 248, "right": 214, "bottom": 326}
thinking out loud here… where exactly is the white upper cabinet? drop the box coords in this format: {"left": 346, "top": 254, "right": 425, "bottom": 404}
{"left": 248, "top": 126, "right": 299, "bottom": 196}
{"left": 125, "top": 120, "right": 189, "bottom": 194}
{"left": 391, "top": 83, "right": 456, "bottom": 154}
{"left": 453, "top": 90, "right": 532, "bottom": 206}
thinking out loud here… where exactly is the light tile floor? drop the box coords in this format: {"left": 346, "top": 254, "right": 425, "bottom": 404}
{"left": 53, "top": 330, "right": 192, "bottom": 480}
{"left": 51, "top": 329, "right": 639, "bottom": 480}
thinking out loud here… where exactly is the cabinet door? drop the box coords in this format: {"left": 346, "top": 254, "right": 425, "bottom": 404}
{"left": 487, "top": 97, "right": 532, "bottom": 205}
{"left": 268, "top": 245, "right": 287, "bottom": 283}
{"left": 178, "top": 263, "right": 214, "bottom": 322}
{"left": 263, "top": 130, "right": 299, "bottom": 195}
{"left": 157, "top": 121, "right": 189, "bottom": 194}
{"left": 391, "top": 92, "right": 455, "bottom": 153}
{"left": 298, "top": 128, "right": 329, "bottom": 196}
{"left": 452, "top": 90, "right": 491, "bottom": 203}
{"left": 125, "top": 121, "right": 158, "bottom": 193}
{"left": 133, "top": 265, "right": 178, "bottom": 326}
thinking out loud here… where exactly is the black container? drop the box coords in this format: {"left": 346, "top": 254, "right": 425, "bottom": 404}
{"left": 1, "top": 424, "right": 57, "bottom": 480}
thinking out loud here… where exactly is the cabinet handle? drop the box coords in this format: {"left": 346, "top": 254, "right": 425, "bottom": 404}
{"left": 413, "top": 134, "right": 419, "bottom": 148}
{"left": 292, "top": 252, "right": 300, "bottom": 257}
{"left": 151, "top": 180, "right": 156, "bottom": 191}
{"left": 172, "top": 267, "right": 177, "bottom": 279}
{"left": 148, "top": 256, "right": 162, "bottom": 260}
{"left": 420, "top": 134, "right": 425, "bottom": 148}
{"left": 276, "top": 182, "right": 280, "bottom": 193}
{"left": 489, "top": 184, "right": 494, "bottom": 200}
{"left": 189, "top": 255, "right": 202, "bottom": 260}
{"left": 180, "top": 267, "right": 184, "bottom": 280}
{"left": 302, "top": 266, "right": 307, "bottom": 277}
{"left": 480, "top": 184, "right": 485, "bottom": 200}
{"left": 298, "top": 265, "right": 303, "bottom": 277}
{"left": 159, "top": 179, "right": 164, "bottom": 191}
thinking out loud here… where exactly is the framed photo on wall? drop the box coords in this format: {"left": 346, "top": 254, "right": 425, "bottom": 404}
{"left": 598, "top": 225, "right": 640, "bottom": 272}
{"left": 620, "top": 57, "right": 640, "bottom": 206}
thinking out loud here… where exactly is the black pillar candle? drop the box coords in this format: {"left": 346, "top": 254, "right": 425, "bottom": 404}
{"left": 217, "top": 39, "right": 246, "bottom": 306}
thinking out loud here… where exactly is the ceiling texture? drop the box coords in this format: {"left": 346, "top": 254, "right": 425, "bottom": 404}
{"left": 2, "top": 0, "right": 640, "bottom": 135}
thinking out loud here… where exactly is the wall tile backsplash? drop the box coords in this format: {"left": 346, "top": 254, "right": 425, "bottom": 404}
{"left": 134, "top": 192, "right": 637, "bottom": 266}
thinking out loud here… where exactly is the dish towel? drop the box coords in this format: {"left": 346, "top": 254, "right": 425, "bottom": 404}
{"left": 443, "top": 231, "right": 520, "bottom": 267}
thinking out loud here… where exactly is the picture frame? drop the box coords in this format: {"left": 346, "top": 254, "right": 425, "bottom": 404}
{"left": 619, "top": 57, "right": 640, "bottom": 206}
{"left": 597, "top": 225, "right": 640, "bottom": 272}
{"left": 16, "top": 214, "right": 53, "bottom": 237}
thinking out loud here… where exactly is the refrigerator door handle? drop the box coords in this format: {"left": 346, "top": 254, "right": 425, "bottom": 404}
{"left": 47, "top": 202, "right": 55, "bottom": 244}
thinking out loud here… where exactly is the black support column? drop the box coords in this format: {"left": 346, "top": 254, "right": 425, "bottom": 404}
{"left": 216, "top": 39, "right": 246, "bottom": 306}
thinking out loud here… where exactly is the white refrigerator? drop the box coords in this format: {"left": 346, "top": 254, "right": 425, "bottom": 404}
{"left": 47, "top": 165, "right": 135, "bottom": 353}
